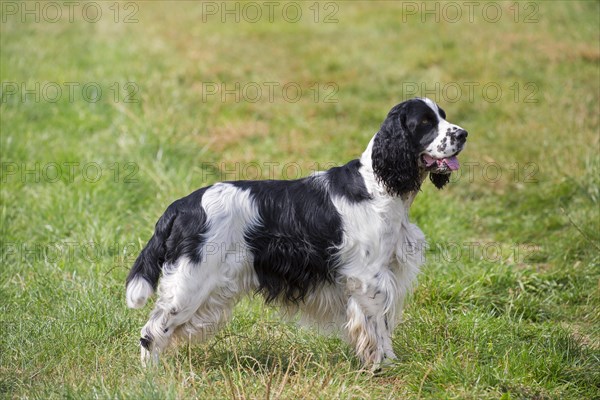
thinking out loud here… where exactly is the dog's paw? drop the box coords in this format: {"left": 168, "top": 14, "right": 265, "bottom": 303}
{"left": 370, "top": 354, "right": 399, "bottom": 374}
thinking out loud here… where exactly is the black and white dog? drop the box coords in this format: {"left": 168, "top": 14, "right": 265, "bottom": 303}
{"left": 126, "top": 97, "right": 467, "bottom": 369}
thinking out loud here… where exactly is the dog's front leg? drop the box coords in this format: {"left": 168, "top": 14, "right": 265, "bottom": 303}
{"left": 344, "top": 273, "right": 397, "bottom": 371}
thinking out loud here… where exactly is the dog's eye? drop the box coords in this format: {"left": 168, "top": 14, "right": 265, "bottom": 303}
{"left": 421, "top": 119, "right": 431, "bottom": 126}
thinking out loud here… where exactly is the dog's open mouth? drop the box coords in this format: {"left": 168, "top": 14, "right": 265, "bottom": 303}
{"left": 421, "top": 154, "right": 460, "bottom": 173}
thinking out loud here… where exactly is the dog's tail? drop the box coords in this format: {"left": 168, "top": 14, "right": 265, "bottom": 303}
{"left": 125, "top": 207, "right": 177, "bottom": 309}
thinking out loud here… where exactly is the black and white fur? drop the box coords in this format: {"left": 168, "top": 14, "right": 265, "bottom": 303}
{"left": 126, "top": 97, "right": 467, "bottom": 369}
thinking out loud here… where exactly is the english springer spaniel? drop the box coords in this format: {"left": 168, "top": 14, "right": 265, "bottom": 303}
{"left": 126, "top": 97, "right": 467, "bottom": 370}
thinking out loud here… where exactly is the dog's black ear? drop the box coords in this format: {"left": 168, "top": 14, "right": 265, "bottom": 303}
{"left": 372, "top": 106, "right": 421, "bottom": 196}
{"left": 429, "top": 172, "right": 450, "bottom": 189}
{"left": 437, "top": 106, "right": 446, "bottom": 119}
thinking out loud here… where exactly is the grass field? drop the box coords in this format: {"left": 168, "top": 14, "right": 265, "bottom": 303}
{"left": 1, "top": 1, "right": 599, "bottom": 398}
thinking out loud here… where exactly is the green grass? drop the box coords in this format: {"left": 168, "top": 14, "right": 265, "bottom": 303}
{"left": 1, "top": 1, "right": 599, "bottom": 398}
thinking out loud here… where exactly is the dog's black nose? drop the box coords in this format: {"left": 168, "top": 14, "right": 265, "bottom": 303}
{"left": 455, "top": 129, "right": 468, "bottom": 141}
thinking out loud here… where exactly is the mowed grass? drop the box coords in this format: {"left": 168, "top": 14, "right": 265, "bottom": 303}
{"left": 1, "top": 1, "right": 599, "bottom": 398}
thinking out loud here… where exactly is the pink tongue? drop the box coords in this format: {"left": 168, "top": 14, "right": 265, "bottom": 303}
{"left": 444, "top": 156, "right": 460, "bottom": 171}
{"left": 422, "top": 154, "right": 460, "bottom": 171}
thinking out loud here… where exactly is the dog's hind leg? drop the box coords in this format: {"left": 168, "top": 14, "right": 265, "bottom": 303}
{"left": 139, "top": 247, "right": 256, "bottom": 366}
{"left": 139, "top": 256, "right": 223, "bottom": 366}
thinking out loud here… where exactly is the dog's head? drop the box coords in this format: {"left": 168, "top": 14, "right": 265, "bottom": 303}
{"left": 371, "top": 97, "right": 467, "bottom": 196}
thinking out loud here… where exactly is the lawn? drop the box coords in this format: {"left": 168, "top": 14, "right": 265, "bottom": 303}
{"left": 1, "top": 1, "right": 599, "bottom": 398}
